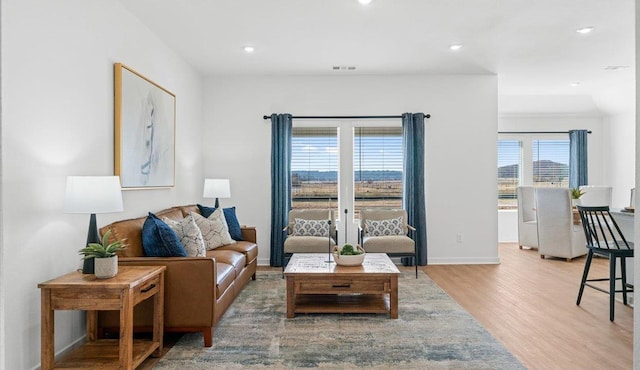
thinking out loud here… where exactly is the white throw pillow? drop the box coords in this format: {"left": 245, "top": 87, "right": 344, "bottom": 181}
{"left": 192, "top": 210, "right": 235, "bottom": 250}
{"left": 365, "top": 217, "right": 404, "bottom": 237}
{"left": 163, "top": 214, "right": 206, "bottom": 257}
{"left": 294, "top": 218, "right": 330, "bottom": 237}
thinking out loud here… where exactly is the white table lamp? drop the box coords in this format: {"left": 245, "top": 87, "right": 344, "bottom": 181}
{"left": 203, "top": 179, "right": 231, "bottom": 208}
{"left": 64, "top": 176, "right": 124, "bottom": 274}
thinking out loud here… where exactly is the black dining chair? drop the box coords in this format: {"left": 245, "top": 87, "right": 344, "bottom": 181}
{"left": 576, "top": 206, "right": 634, "bottom": 321}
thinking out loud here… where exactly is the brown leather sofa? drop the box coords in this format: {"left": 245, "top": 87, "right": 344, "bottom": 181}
{"left": 97, "top": 204, "right": 258, "bottom": 347}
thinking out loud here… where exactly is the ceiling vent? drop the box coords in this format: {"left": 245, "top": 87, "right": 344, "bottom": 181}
{"left": 604, "top": 65, "right": 630, "bottom": 70}
{"left": 332, "top": 66, "right": 357, "bottom": 71}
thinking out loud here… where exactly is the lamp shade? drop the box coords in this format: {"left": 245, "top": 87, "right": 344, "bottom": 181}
{"left": 64, "top": 176, "right": 124, "bottom": 214}
{"left": 203, "top": 179, "right": 231, "bottom": 199}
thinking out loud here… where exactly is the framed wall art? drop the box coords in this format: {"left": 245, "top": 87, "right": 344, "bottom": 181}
{"left": 114, "top": 63, "right": 176, "bottom": 189}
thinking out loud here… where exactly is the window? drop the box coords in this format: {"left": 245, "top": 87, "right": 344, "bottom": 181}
{"left": 291, "top": 127, "right": 338, "bottom": 214}
{"left": 497, "top": 135, "right": 570, "bottom": 210}
{"left": 532, "top": 139, "right": 569, "bottom": 188}
{"left": 290, "top": 122, "right": 404, "bottom": 221}
{"left": 353, "top": 127, "right": 403, "bottom": 218}
{"left": 497, "top": 140, "right": 522, "bottom": 209}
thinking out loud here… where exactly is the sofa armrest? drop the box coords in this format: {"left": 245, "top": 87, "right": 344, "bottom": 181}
{"left": 116, "top": 257, "right": 217, "bottom": 327}
{"left": 241, "top": 226, "right": 257, "bottom": 243}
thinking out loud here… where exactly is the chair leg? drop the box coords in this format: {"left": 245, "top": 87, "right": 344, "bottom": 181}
{"left": 577, "top": 250, "right": 594, "bottom": 306}
{"left": 609, "top": 255, "right": 616, "bottom": 321}
{"left": 621, "top": 256, "right": 629, "bottom": 305}
{"left": 415, "top": 257, "right": 418, "bottom": 278}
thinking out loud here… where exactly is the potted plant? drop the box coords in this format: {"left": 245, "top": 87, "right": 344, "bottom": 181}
{"left": 571, "top": 188, "right": 585, "bottom": 207}
{"left": 332, "top": 243, "right": 366, "bottom": 266}
{"left": 78, "top": 231, "right": 126, "bottom": 278}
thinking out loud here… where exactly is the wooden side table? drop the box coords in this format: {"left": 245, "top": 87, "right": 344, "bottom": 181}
{"left": 38, "top": 265, "right": 165, "bottom": 370}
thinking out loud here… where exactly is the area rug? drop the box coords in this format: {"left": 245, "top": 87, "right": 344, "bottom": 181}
{"left": 155, "top": 271, "right": 524, "bottom": 369}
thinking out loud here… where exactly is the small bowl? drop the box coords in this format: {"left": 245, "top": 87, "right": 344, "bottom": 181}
{"left": 332, "top": 245, "right": 366, "bottom": 266}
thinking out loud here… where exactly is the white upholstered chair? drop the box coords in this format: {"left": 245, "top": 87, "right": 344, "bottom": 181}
{"left": 516, "top": 186, "right": 539, "bottom": 250}
{"left": 578, "top": 185, "right": 613, "bottom": 207}
{"left": 535, "top": 188, "right": 587, "bottom": 261}
{"left": 282, "top": 209, "right": 337, "bottom": 269}
{"left": 358, "top": 209, "right": 417, "bottom": 278}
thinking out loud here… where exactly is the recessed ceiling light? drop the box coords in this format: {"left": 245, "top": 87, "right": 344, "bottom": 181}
{"left": 243, "top": 46, "right": 255, "bottom": 53}
{"left": 570, "top": 82, "right": 581, "bottom": 87}
{"left": 358, "top": 0, "right": 372, "bottom": 5}
{"left": 449, "top": 44, "right": 463, "bottom": 51}
{"left": 605, "top": 65, "right": 630, "bottom": 70}
{"left": 576, "top": 27, "right": 594, "bottom": 34}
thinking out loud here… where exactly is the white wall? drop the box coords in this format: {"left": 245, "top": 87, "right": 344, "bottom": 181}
{"left": 604, "top": 112, "right": 636, "bottom": 208}
{"left": 204, "top": 74, "right": 499, "bottom": 266}
{"left": 1, "top": 1, "right": 204, "bottom": 369}
{"left": 497, "top": 115, "right": 606, "bottom": 242}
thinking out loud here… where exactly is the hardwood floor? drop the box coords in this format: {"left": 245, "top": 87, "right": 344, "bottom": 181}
{"left": 426, "top": 243, "right": 633, "bottom": 370}
{"left": 140, "top": 245, "right": 633, "bottom": 369}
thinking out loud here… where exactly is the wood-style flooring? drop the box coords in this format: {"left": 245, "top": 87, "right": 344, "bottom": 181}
{"left": 140, "top": 244, "right": 633, "bottom": 369}
{"left": 426, "top": 243, "right": 633, "bottom": 370}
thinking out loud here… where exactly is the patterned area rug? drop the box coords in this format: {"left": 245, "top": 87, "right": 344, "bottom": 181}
{"left": 155, "top": 271, "right": 524, "bottom": 369}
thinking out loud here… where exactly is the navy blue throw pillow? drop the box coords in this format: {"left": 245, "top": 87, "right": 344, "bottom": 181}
{"left": 197, "top": 204, "right": 243, "bottom": 241}
{"left": 142, "top": 212, "right": 187, "bottom": 257}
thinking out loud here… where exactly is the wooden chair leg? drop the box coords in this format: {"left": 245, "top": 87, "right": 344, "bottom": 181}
{"left": 577, "top": 250, "right": 594, "bottom": 306}
{"left": 519, "top": 245, "right": 523, "bottom": 249}
{"left": 609, "top": 255, "right": 616, "bottom": 321}
{"left": 621, "top": 256, "right": 629, "bottom": 305}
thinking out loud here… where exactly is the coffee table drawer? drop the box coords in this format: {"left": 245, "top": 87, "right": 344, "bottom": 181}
{"left": 297, "top": 278, "right": 388, "bottom": 294}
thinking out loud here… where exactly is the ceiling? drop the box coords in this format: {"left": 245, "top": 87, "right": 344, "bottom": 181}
{"left": 119, "top": 0, "right": 635, "bottom": 115}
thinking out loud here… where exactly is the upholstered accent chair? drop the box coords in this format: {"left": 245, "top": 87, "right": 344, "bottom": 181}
{"left": 517, "top": 186, "right": 539, "bottom": 250}
{"left": 578, "top": 185, "right": 613, "bottom": 207}
{"left": 535, "top": 188, "right": 587, "bottom": 261}
{"left": 282, "top": 209, "right": 337, "bottom": 269}
{"left": 358, "top": 209, "right": 418, "bottom": 278}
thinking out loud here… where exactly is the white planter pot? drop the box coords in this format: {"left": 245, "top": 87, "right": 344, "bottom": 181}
{"left": 572, "top": 198, "right": 581, "bottom": 207}
{"left": 94, "top": 256, "right": 118, "bottom": 278}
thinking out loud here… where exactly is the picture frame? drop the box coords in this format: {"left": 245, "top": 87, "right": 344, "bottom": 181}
{"left": 114, "top": 63, "right": 176, "bottom": 189}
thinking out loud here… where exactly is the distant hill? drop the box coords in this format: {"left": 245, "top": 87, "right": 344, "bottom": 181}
{"left": 292, "top": 170, "right": 402, "bottom": 183}
{"left": 498, "top": 160, "right": 568, "bottom": 180}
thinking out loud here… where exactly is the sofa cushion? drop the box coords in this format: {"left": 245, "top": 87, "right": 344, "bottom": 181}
{"left": 365, "top": 216, "right": 404, "bottom": 237}
{"left": 207, "top": 249, "right": 246, "bottom": 278}
{"left": 142, "top": 213, "right": 187, "bottom": 257}
{"left": 197, "top": 204, "right": 243, "bottom": 241}
{"left": 192, "top": 211, "right": 235, "bottom": 250}
{"left": 216, "top": 241, "right": 258, "bottom": 265}
{"left": 100, "top": 207, "right": 184, "bottom": 257}
{"left": 163, "top": 214, "right": 207, "bottom": 257}
{"left": 216, "top": 262, "right": 235, "bottom": 298}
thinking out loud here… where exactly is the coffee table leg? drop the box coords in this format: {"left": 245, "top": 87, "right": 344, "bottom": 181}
{"left": 286, "top": 276, "right": 295, "bottom": 318}
{"left": 390, "top": 276, "right": 398, "bottom": 319}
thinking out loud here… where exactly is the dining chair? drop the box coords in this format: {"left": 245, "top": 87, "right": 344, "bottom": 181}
{"left": 516, "top": 186, "right": 538, "bottom": 250}
{"left": 535, "top": 188, "right": 587, "bottom": 261}
{"left": 576, "top": 206, "right": 634, "bottom": 321}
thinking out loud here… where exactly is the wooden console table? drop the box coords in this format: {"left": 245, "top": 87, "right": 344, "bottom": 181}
{"left": 38, "top": 265, "right": 165, "bottom": 370}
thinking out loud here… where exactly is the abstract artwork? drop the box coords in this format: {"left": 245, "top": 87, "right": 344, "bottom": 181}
{"left": 114, "top": 63, "right": 175, "bottom": 188}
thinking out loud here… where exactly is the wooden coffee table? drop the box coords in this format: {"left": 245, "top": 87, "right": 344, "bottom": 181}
{"left": 284, "top": 253, "right": 401, "bottom": 319}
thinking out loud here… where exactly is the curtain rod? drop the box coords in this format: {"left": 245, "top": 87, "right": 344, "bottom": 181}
{"left": 262, "top": 114, "right": 431, "bottom": 120}
{"left": 499, "top": 130, "right": 592, "bottom": 134}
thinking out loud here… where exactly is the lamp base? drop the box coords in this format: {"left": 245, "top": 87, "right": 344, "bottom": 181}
{"left": 82, "top": 257, "right": 95, "bottom": 274}
{"left": 81, "top": 213, "right": 101, "bottom": 274}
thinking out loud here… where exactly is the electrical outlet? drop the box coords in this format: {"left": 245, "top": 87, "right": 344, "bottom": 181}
{"left": 456, "top": 234, "right": 463, "bottom": 243}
